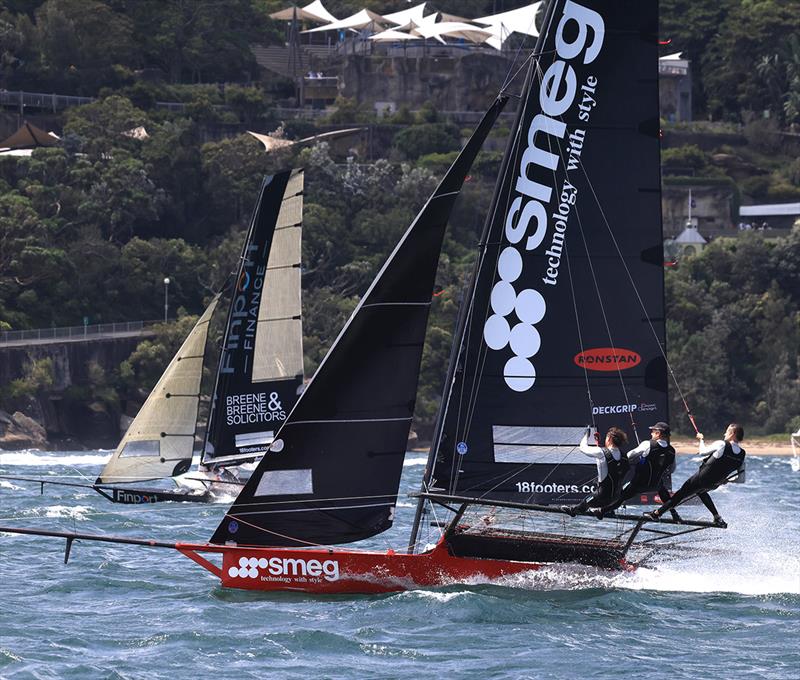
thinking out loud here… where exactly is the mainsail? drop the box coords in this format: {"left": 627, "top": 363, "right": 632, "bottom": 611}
{"left": 427, "top": 0, "right": 668, "bottom": 506}
{"left": 203, "top": 170, "right": 305, "bottom": 466}
{"left": 211, "top": 98, "right": 508, "bottom": 547}
{"left": 97, "top": 298, "right": 219, "bottom": 484}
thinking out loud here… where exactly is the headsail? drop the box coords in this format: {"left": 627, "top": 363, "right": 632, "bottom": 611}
{"left": 97, "top": 298, "right": 219, "bottom": 484}
{"left": 203, "top": 170, "right": 305, "bottom": 466}
{"left": 428, "top": 0, "right": 668, "bottom": 506}
{"left": 211, "top": 98, "right": 508, "bottom": 547}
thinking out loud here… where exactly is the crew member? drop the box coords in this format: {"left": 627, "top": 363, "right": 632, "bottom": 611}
{"left": 645, "top": 423, "right": 746, "bottom": 527}
{"left": 598, "top": 421, "right": 679, "bottom": 520}
{"left": 563, "top": 426, "right": 628, "bottom": 517}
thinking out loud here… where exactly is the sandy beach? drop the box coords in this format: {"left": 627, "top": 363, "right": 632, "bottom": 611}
{"left": 673, "top": 439, "right": 796, "bottom": 456}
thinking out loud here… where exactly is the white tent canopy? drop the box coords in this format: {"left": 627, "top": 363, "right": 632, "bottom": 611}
{"left": 303, "top": 8, "right": 387, "bottom": 33}
{"left": 383, "top": 3, "right": 430, "bottom": 27}
{"left": 270, "top": 1, "right": 337, "bottom": 23}
{"left": 369, "top": 29, "right": 422, "bottom": 42}
{"left": 412, "top": 21, "right": 494, "bottom": 45}
{"left": 474, "top": 2, "right": 542, "bottom": 39}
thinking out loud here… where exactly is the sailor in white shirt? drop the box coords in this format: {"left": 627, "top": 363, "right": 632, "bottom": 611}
{"left": 562, "top": 426, "right": 629, "bottom": 517}
{"left": 597, "top": 421, "right": 679, "bottom": 520}
{"left": 646, "top": 423, "right": 746, "bottom": 526}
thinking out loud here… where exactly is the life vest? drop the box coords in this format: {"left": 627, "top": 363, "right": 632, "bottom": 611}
{"left": 701, "top": 441, "right": 745, "bottom": 480}
{"left": 602, "top": 447, "right": 629, "bottom": 494}
{"left": 647, "top": 440, "right": 675, "bottom": 472}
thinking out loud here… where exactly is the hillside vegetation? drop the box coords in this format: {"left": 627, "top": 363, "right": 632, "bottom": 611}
{"left": 0, "top": 0, "right": 799, "bottom": 440}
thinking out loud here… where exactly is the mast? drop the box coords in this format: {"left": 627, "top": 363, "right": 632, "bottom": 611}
{"left": 408, "top": 0, "right": 559, "bottom": 553}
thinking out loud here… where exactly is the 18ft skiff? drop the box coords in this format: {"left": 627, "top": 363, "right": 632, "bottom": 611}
{"left": 0, "top": 0, "right": 726, "bottom": 593}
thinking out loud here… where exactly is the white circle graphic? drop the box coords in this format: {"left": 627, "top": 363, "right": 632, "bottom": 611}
{"left": 237, "top": 567, "right": 249, "bottom": 578}
{"left": 227, "top": 566, "right": 239, "bottom": 578}
{"left": 270, "top": 439, "right": 285, "bottom": 453}
{"left": 258, "top": 558, "right": 269, "bottom": 568}
{"left": 490, "top": 280, "right": 516, "bottom": 316}
{"left": 497, "top": 247, "right": 523, "bottom": 282}
{"left": 504, "top": 356, "right": 536, "bottom": 392}
{"left": 509, "top": 323, "right": 541, "bottom": 358}
{"left": 248, "top": 557, "right": 259, "bottom": 567}
{"left": 483, "top": 314, "right": 511, "bottom": 350}
{"left": 515, "top": 288, "right": 546, "bottom": 325}
{"left": 248, "top": 567, "right": 258, "bottom": 578}
{"left": 238, "top": 557, "right": 248, "bottom": 567}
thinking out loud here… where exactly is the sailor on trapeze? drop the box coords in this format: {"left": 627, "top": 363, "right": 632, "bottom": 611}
{"left": 644, "top": 423, "right": 746, "bottom": 527}
{"left": 596, "top": 421, "right": 680, "bottom": 521}
{"left": 562, "top": 426, "right": 628, "bottom": 517}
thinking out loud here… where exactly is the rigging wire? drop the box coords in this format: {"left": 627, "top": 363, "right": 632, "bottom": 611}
{"left": 576, "top": 152, "right": 699, "bottom": 433}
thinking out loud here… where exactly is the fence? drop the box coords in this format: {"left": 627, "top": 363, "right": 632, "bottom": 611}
{"left": 0, "top": 320, "right": 159, "bottom": 345}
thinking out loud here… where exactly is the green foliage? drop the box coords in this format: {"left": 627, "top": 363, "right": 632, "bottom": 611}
{"left": 661, "top": 145, "right": 710, "bottom": 173}
{"left": 5, "top": 357, "right": 55, "bottom": 400}
{"left": 392, "top": 122, "right": 461, "bottom": 160}
{"left": 702, "top": 0, "right": 800, "bottom": 123}
{"left": 666, "top": 230, "right": 800, "bottom": 434}
{"left": 325, "top": 96, "right": 375, "bottom": 124}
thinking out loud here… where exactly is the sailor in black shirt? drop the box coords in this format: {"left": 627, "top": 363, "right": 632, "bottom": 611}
{"left": 645, "top": 423, "right": 746, "bottom": 526}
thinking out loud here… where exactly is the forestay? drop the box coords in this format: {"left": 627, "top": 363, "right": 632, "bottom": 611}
{"left": 97, "top": 298, "right": 219, "bottom": 484}
{"left": 429, "top": 0, "right": 668, "bottom": 506}
{"left": 203, "top": 170, "right": 304, "bottom": 465}
{"left": 211, "top": 98, "right": 508, "bottom": 547}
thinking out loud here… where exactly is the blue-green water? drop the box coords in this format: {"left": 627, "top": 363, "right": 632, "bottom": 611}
{"left": 1, "top": 452, "right": 798, "bottom": 679}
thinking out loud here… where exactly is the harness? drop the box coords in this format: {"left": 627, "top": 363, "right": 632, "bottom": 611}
{"left": 701, "top": 441, "right": 745, "bottom": 481}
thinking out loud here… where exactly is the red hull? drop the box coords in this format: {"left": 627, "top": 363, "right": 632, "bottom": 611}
{"left": 176, "top": 539, "right": 631, "bottom": 594}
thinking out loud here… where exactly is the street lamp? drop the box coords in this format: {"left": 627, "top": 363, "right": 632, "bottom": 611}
{"left": 163, "top": 277, "right": 170, "bottom": 322}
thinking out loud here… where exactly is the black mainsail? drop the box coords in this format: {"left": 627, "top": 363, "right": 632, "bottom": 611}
{"left": 202, "top": 170, "right": 305, "bottom": 467}
{"left": 211, "top": 98, "right": 508, "bottom": 547}
{"left": 426, "top": 0, "right": 668, "bottom": 507}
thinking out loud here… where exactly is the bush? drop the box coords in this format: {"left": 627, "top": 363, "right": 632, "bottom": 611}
{"left": 392, "top": 122, "right": 461, "bottom": 160}
{"left": 661, "top": 145, "right": 710, "bottom": 173}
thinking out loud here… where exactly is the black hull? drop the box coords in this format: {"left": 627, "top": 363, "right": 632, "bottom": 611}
{"left": 445, "top": 526, "right": 626, "bottom": 570}
{"left": 93, "top": 486, "right": 213, "bottom": 504}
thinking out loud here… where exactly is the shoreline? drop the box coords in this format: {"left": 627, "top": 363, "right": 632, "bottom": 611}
{"left": 410, "top": 439, "right": 798, "bottom": 456}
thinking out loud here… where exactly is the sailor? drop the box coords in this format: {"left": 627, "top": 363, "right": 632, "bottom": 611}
{"left": 597, "top": 422, "right": 680, "bottom": 520}
{"left": 644, "top": 423, "right": 746, "bottom": 527}
{"left": 562, "top": 426, "right": 629, "bottom": 517}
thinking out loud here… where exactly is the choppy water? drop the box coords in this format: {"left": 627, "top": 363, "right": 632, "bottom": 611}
{"left": 1, "top": 451, "right": 798, "bottom": 679}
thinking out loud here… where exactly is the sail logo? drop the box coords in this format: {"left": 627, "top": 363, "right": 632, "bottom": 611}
{"left": 221, "top": 243, "right": 267, "bottom": 375}
{"left": 482, "top": 0, "right": 605, "bottom": 393}
{"left": 227, "top": 555, "right": 340, "bottom": 581}
{"left": 226, "top": 391, "right": 287, "bottom": 425}
{"left": 574, "top": 348, "right": 641, "bottom": 372}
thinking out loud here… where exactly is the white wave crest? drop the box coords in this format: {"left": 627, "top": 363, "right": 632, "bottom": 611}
{"left": 403, "top": 456, "right": 427, "bottom": 467}
{"left": 42, "top": 505, "right": 93, "bottom": 521}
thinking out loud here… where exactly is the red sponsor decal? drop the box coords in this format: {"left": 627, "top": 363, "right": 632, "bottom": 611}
{"left": 574, "top": 347, "right": 642, "bottom": 372}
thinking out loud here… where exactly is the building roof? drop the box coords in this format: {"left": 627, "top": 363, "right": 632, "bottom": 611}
{"left": 740, "top": 203, "right": 800, "bottom": 217}
{"left": 674, "top": 226, "right": 707, "bottom": 244}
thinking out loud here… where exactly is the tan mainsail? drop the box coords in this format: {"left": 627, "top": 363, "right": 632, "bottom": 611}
{"left": 97, "top": 298, "right": 219, "bottom": 484}
{"left": 252, "top": 169, "right": 304, "bottom": 383}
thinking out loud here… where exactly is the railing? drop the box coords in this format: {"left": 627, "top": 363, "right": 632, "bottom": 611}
{"left": 0, "top": 90, "right": 230, "bottom": 115}
{"left": 0, "top": 320, "right": 160, "bottom": 345}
